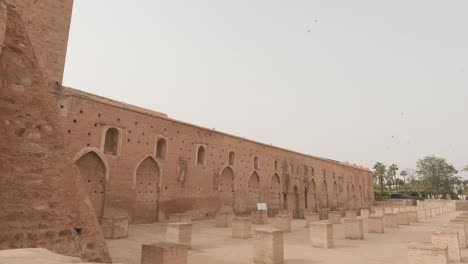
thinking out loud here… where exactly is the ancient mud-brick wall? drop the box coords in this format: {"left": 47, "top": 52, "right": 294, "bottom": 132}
{"left": 0, "top": 3, "right": 111, "bottom": 262}
{"left": 56, "top": 88, "right": 375, "bottom": 222}
{"left": 5, "top": 0, "right": 73, "bottom": 86}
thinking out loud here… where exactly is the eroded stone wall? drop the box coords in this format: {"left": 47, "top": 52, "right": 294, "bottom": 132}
{"left": 0, "top": 3, "right": 110, "bottom": 262}
{"left": 56, "top": 88, "right": 375, "bottom": 222}
{"left": 5, "top": 0, "right": 73, "bottom": 86}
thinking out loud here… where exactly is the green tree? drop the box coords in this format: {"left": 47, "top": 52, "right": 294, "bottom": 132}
{"left": 373, "top": 162, "right": 386, "bottom": 197}
{"left": 416, "top": 156, "right": 459, "bottom": 194}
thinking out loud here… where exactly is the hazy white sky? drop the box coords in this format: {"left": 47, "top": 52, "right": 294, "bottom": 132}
{"left": 63, "top": 0, "right": 468, "bottom": 175}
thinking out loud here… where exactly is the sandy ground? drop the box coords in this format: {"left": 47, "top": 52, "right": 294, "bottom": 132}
{"left": 107, "top": 211, "right": 467, "bottom": 264}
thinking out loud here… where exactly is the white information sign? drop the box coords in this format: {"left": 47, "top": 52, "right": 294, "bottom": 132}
{"left": 256, "top": 203, "right": 268, "bottom": 211}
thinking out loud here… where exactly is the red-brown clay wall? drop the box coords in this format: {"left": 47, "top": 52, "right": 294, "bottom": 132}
{"left": 0, "top": 4, "right": 110, "bottom": 262}
{"left": 56, "top": 88, "right": 374, "bottom": 222}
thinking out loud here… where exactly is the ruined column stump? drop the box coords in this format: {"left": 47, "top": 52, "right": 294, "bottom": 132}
{"left": 368, "top": 215, "right": 384, "bottom": 233}
{"left": 101, "top": 214, "right": 129, "bottom": 239}
{"left": 398, "top": 211, "right": 410, "bottom": 226}
{"left": 408, "top": 211, "right": 418, "bottom": 223}
{"left": 166, "top": 223, "right": 192, "bottom": 249}
{"left": 253, "top": 228, "right": 284, "bottom": 264}
{"left": 360, "top": 209, "right": 370, "bottom": 218}
{"left": 252, "top": 210, "right": 268, "bottom": 225}
{"left": 345, "top": 210, "right": 357, "bottom": 219}
{"left": 310, "top": 222, "right": 334, "bottom": 248}
{"left": 274, "top": 214, "right": 291, "bottom": 232}
{"left": 426, "top": 208, "right": 432, "bottom": 218}
{"left": 344, "top": 218, "right": 364, "bottom": 240}
{"left": 232, "top": 217, "right": 252, "bottom": 239}
{"left": 417, "top": 209, "right": 426, "bottom": 221}
{"left": 141, "top": 242, "right": 188, "bottom": 264}
{"left": 304, "top": 212, "right": 320, "bottom": 228}
{"left": 328, "top": 211, "right": 342, "bottom": 224}
{"left": 215, "top": 211, "right": 233, "bottom": 227}
{"left": 431, "top": 229, "right": 461, "bottom": 263}
{"left": 442, "top": 224, "right": 467, "bottom": 249}
{"left": 408, "top": 242, "right": 448, "bottom": 264}
{"left": 384, "top": 213, "right": 399, "bottom": 228}
{"left": 168, "top": 213, "right": 192, "bottom": 224}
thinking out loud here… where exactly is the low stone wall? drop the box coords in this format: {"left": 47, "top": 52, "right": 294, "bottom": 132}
{"left": 455, "top": 201, "right": 468, "bottom": 211}
{"left": 374, "top": 199, "right": 416, "bottom": 207}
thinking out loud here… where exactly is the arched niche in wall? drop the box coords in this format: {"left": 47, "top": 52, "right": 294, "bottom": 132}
{"left": 331, "top": 181, "right": 338, "bottom": 210}
{"left": 196, "top": 144, "right": 206, "bottom": 166}
{"left": 229, "top": 151, "right": 235, "bottom": 166}
{"left": 270, "top": 173, "right": 281, "bottom": 209}
{"left": 320, "top": 180, "right": 328, "bottom": 209}
{"left": 351, "top": 184, "right": 357, "bottom": 208}
{"left": 253, "top": 156, "right": 259, "bottom": 170}
{"left": 309, "top": 179, "right": 317, "bottom": 211}
{"left": 132, "top": 156, "right": 160, "bottom": 223}
{"left": 155, "top": 137, "right": 167, "bottom": 160}
{"left": 73, "top": 148, "right": 109, "bottom": 222}
{"left": 248, "top": 171, "right": 261, "bottom": 208}
{"left": 103, "top": 127, "right": 120, "bottom": 155}
{"left": 218, "top": 166, "right": 235, "bottom": 208}
{"left": 293, "top": 185, "right": 300, "bottom": 214}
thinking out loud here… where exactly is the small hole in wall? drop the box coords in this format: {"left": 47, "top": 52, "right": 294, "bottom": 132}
{"left": 60, "top": 105, "right": 64, "bottom": 109}
{"left": 165, "top": 186, "right": 168, "bottom": 190}
{"left": 73, "top": 228, "right": 82, "bottom": 236}
{"left": 177, "top": 131, "right": 180, "bottom": 134}
{"left": 73, "top": 119, "right": 77, "bottom": 123}
{"left": 117, "top": 118, "right": 120, "bottom": 122}
{"left": 67, "top": 130, "right": 71, "bottom": 133}
{"left": 151, "top": 125, "right": 153, "bottom": 128}
{"left": 127, "top": 139, "right": 130, "bottom": 143}
{"left": 88, "top": 132, "right": 91, "bottom": 136}
{"left": 87, "top": 144, "right": 90, "bottom": 147}
{"left": 135, "top": 121, "right": 138, "bottom": 125}
{"left": 138, "top": 141, "right": 141, "bottom": 144}
{"left": 146, "top": 142, "right": 149, "bottom": 145}
{"left": 142, "top": 132, "right": 145, "bottom": 135}
{"left": 79, "top": 110, "right": 83, "bottom": 114}
{"left": 164, "top": 128, "right": 167, "bottom": 131}
{"left": 129, "top": 130, "right": 132, "bottom": 134}
{"left": 98, "top": 113, "right": 101, "bottom": 117}
{"left": 94, "top": 123, "right": 97, "bottom": 127}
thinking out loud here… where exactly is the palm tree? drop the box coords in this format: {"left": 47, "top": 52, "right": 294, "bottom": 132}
{"left": 373, "top": 162, "right": 386, "bottom": 198}
{"left": 400, "top": 170, "right": 408, "bottom": 188}
{"left": 387, "top": 164, "right": 399, "bottom": 191}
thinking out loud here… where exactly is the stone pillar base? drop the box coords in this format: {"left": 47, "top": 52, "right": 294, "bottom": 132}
{"left": 344, "top": 218, "right": 364, "bottom": 240}
{"left": 408, "top": 242, "right": 448, "bottom": 264}
{"left": 253, "top": 228, "right": 284, "bottom": 264}
{"left": 141, "top": 242, "right": 188, "bottom": 264}
{"left": 310, "top": 222, "right": 334, "bottom": 248}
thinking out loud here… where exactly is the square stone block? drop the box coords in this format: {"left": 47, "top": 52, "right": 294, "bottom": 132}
{"left": 344, "top": 218, "right": 364, "bottom": 240}
{"left": 101, "top": 215, "right": 129, "bottom": 239}
{"left": 384, "top": 213, "right": 399, "bottom": 228}
{"left": 368, "top": 215, "right": 384, "bottom": 233}
{"left": 141, "top": 242, "right": 188, "bottom": 264}
{"left": 417, "top": 209, "right": 426, "bottom": 220}
{"left": 384, "top": 207, "right": 393, "bottom": 214}
{"left": 432, "top": 229, "right": 461, "bottom": 263}
{"left": 360, "top": 209, "right": 370, "bottom": 218}
{"left": 372, "top": 207, "right": 384, "bottom": 216}
{"left": 304, "top": 213, "right": 320, "bottom": 228}
{"left": 168, "top": 213, "right": 192, "bottom": 224}
{"left": 328, "top": 211, "right": 342, "bottom": 224}
{"left": 215, "top": 211, "right": 233, "bottom": 227}
{"left": 392, "top": 207, "right": 400, "bottom": 214}
{"left": 408, "top": 211, "right": 418, "bottom": 223}
{"left": 443, "top": 224, "right": 467, "bottom": 249}
{"left": 408, "top": 242, "right": 448, "bottom": 264}
{"left": 426, "top": 208, "right": 432, "bottom": 218}
{"left": 397, "top": 211, "right": 410, "bottom": 225}
{"left": 431, "top": 208, "right": 437, "bottom": 218}
{"left": 274, "top": 214, "right": 291, "bottom": 232}
{"left": 232, "top": 217, "right": 252, "bottom": 239}
{"left": 346, "top": 210, "right": 357, "bottom": 219}
{"left": 253, "top": 228, "right": 284, "bottom": 264}
{"left": 166, "top": 223, "right": 192, "bottom": 248}
{"left": 310, "top": 222, "right": 334, "bottom": 248}
{"left": 252, "top": 210, "right": 268, "bottom": 225}
{"left": 449, "top": 219, "right": 468, "bottom": 246}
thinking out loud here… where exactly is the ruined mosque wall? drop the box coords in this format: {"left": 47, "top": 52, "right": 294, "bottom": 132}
{"left": 0, "top": 3, "right": 111, "bottom": 262}
{"left": 56, "top": 87, "right": 375, "bottom": 222}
